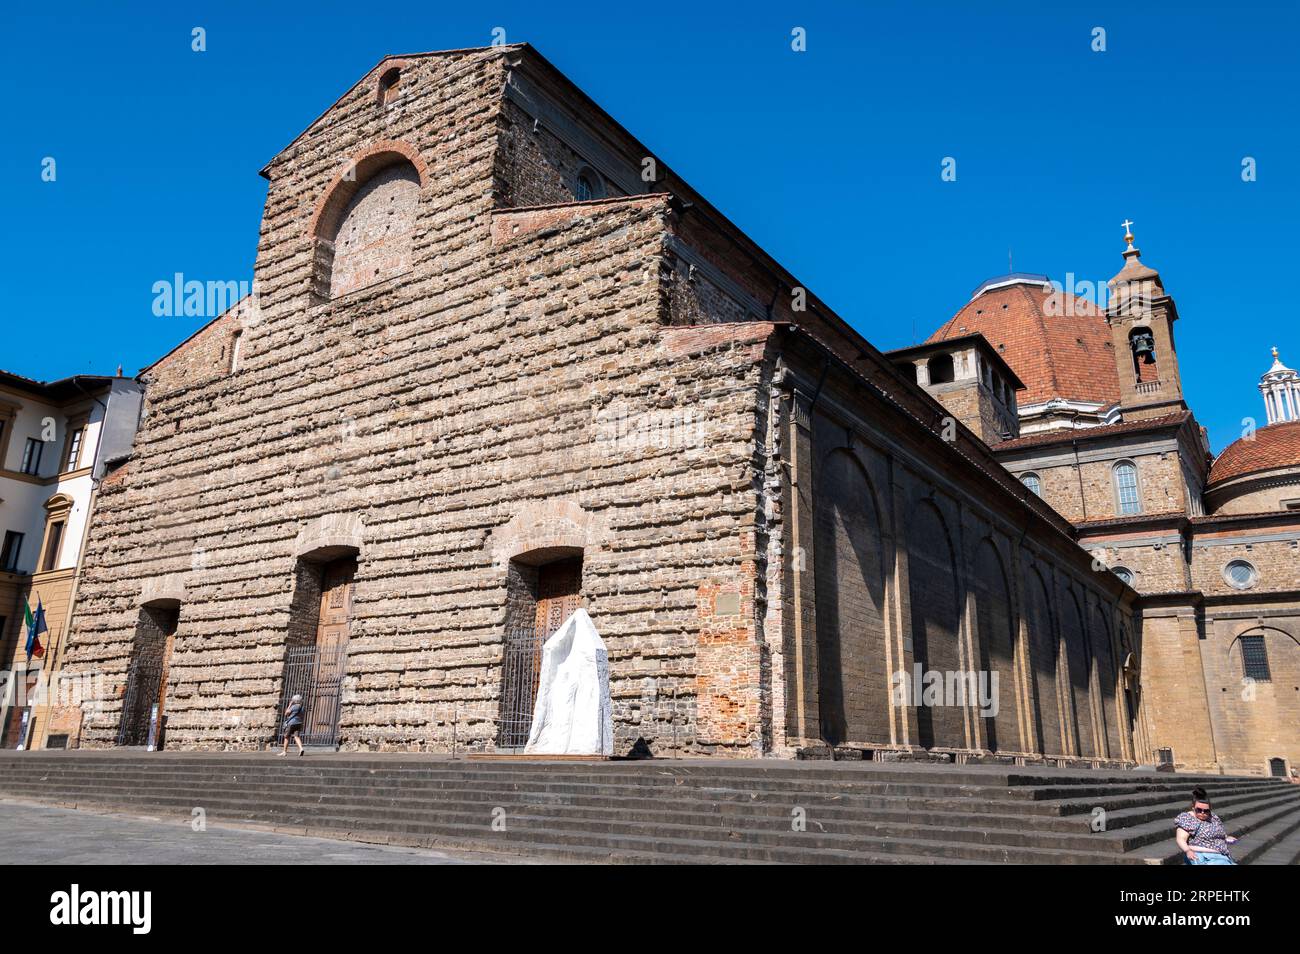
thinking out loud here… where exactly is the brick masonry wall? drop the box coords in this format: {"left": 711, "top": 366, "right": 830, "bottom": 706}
{"left": 1019, "top": 450, "right": 1188, "bottom": 523}
{"left": 494, "top": 99, "right": 628, "bottom": 208}
{"left": 1201, "top": 613, "right": 1299, "bottom": 775}
{"left": 1190, "top": 535, "right": 1300, "bottom": 598}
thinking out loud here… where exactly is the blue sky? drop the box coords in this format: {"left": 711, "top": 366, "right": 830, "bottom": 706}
{"left": 3, "top": 1, "right": 1297, "bottom": 452}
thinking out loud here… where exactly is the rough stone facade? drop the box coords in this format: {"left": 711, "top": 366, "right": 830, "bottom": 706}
{"left": 64, "top": 45, "right": 1141, "bottom": 766}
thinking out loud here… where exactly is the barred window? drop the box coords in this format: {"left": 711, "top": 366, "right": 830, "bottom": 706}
{"left": 1021, "top": 473, "right": 1041, "bottom": 496}
{"left": 1114, "top": 461, "right": 1141, "bottom": 515}
{"left": 1240, "top": 635, "right": 1271, "bottom": 681}
{"left": 1112, "top": 566, "right": 1135, "bottom": 586}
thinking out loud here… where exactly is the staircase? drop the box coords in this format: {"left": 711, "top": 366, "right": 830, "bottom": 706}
{"left": 1, "top": 752, "right": 1297, "bottom": 864}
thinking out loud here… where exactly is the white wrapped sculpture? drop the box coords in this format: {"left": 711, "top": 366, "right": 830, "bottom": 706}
{"left": 524, "top": 608, "right": 614, "bottom": 756}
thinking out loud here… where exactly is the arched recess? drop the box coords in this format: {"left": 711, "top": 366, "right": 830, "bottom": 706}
{"left": 812, "top": 449, "right": 889, "bottom": 748}
{"left": 906, "top": 499, "right": 964, "bottom": 750}
{"left": 972, "top": 538, "right": 1018, "bottom": 753}
{"left": 308, "top": 142, "right": 428, "bottom": 302}
{"left": 1221, "top": 626, "right": 1298, "bottom": 773}
{"left": 1090, "top": 604, "right": 1121, "bottom": 758}
{"left": 1227, "top": 626, "right": 1300, "bottom": 685}
{"left": 1023, "top": 566, "right": 1063, "bottom": 755}
{"left": 1061, "top": 590, "right": 1095, "bottom": 757}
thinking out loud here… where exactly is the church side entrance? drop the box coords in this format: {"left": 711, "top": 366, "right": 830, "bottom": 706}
{"left": 498, "top": 553, "right": 583, "bottom": 749}
{"left": 118, "top": 603, "right": 179, "bottom": 747}
{"left": 279, "top": 556, "right": 355, "bottom": 747}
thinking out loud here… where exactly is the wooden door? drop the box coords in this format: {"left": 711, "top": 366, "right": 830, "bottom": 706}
{"left": 317, "top": 558, "right": 356, "bottom": 652}
{"left": 534, "top": 558, "right": 582, "bottom": 639}
{"left": 155, "top": 616, "right": 178, "bottom": 747}
{"left": 308, "top": 557, "right": 354, "bottom": 741}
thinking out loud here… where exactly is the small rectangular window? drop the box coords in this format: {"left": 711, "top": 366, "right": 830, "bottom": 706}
{"left": 20, "top": 438, "right": 42, "bottom": 476}
{"left": 0, "top": 531, "right": 24, "bottom": 571}
{"left": 1241, "top": 635, "right": 1271, "bottom": 681}
{"left": 41, "top": 521, "right": 65, "bottom": 572}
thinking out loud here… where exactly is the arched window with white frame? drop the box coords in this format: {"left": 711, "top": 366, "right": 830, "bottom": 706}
{"left": 1113, "top": 460, "right": 1142, "bottom": 516}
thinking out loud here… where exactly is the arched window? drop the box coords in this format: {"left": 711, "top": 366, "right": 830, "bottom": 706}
{"left": 1129, "top": 327, "right": 1158, "bottom": 382}
{"left": 895, "top": 362, "right": 920, "bottom": 383}
{"left": 313, "top": 156, "right": 422, "bottom": 301}
{"left": 229, "top": 329, "right": 243, "bottom": 374}
{"left": 574, "top": 168, "right": 603, "bottom": 202}
{"left": 1113, "top": 461, "right": 1141, "bottom": 515}
{"left": 927, "top": 353, "right": 955, "bottom": 384}
{"left": 378, "top": 67, "right": 402, "bottom": 106}
{"left": 1020, "top": 472, "right": 1042, "bottom": 496}
{"left": 41, "top": 494, "right": 73, "bottom": 573}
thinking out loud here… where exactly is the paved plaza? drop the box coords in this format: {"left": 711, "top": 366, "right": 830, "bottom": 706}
{"left": 0, "top": 799, "right": 515, "bottom": 865}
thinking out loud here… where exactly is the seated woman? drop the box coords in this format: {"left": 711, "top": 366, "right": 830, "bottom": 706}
{"left": 1175, "top": 787, "right": 1239, "bottom": 865}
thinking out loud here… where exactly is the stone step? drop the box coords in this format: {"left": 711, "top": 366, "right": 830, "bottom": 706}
{"left": 3, "top": 775, "right": 1293, "bottom": 844}
{"left": 5, "top": 792, "right": 1115, "bottom": 865}
{"left": 23, "top": 781, "right": 1293, "bottom": 859}
{"left": 0, "top": 785, "right": 1133, "bottom": 853}
{"left": 0, "top": 762, "right": 1280, "bottom": 810}
{"left": 1, "top": 769, "right": 1282, "bottom": 835}
{"left": 4, "top": 754, "right": 1295, "bottom": 865}
{"left": 0, "top": 754, "right": 1270, "bottom": 793}
{"left": 1244, "top": 819, "right": 1300, "bottom": 866}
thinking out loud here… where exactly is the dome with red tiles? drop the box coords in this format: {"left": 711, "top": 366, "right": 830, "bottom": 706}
{"left": 928, "top": 276, "right": 1120, "bottom": 409}
{"left": 1208, "top": 420, "right": 1300, "bottom": 486}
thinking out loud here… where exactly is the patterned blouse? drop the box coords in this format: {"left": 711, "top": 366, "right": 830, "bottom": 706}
{"left": 1175, "top": 810, "right": 1232, "bottom": 859}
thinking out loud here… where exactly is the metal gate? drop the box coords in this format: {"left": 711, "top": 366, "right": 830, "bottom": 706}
{"left": 117, "top": 656, "right": 164, "bottom": 747}
{"left": 278, "top": 644, "right": 347, "bottom": 747}
{"left": 498, "top": 626, "right": 544, "bottom": 749}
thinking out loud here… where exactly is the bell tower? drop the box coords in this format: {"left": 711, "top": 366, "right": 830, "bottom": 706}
{"left": 1106, "top": 221, "right": 1187, "bottom": 420}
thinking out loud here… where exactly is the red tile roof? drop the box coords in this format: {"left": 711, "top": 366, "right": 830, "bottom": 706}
{"left": 993, "top": 411, "right": 1190, "bottom": 453}
{"left": 1207, "top": 420, "right": 1300, "bottom": 486}
{"left": 928, "top": 279, "right": 1121, "bottom": 408}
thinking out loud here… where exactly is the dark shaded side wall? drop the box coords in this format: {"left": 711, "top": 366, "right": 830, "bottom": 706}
{"left": 770, "top": 333, "right": 1138, "bottom": 761}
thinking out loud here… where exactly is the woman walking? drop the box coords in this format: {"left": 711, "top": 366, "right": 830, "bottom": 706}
{"left": 279, "top": 694, "right": 306, "bottom": 757}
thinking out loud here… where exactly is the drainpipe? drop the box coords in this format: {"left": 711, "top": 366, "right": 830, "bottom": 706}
{"left": 1072, "top": 438, "right": 1089, "bottom": 522}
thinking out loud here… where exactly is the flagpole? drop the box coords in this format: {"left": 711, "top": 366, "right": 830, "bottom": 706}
{"left": 37, "top": 622, "right": 63, "bottom": 749}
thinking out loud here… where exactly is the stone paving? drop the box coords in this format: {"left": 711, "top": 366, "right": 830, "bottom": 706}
{"left": 0, "top": 799, "right": 517, "bottom": 865}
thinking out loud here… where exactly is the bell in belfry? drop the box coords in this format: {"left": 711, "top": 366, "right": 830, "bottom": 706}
{"left": 1132, "top": 331, "right": 1156, "bottom": 363}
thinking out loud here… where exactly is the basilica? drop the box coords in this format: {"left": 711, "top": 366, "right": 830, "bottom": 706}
{"left": 26, "top": 44, "right": 1293, "bottom": 776}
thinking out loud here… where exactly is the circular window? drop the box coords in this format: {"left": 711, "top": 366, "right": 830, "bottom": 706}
{"left": 1112, "top": 566, "right": 1135, "bottom": 586}
{"left": 1223, "top": 560, "right": 1258, "bottom": 590}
